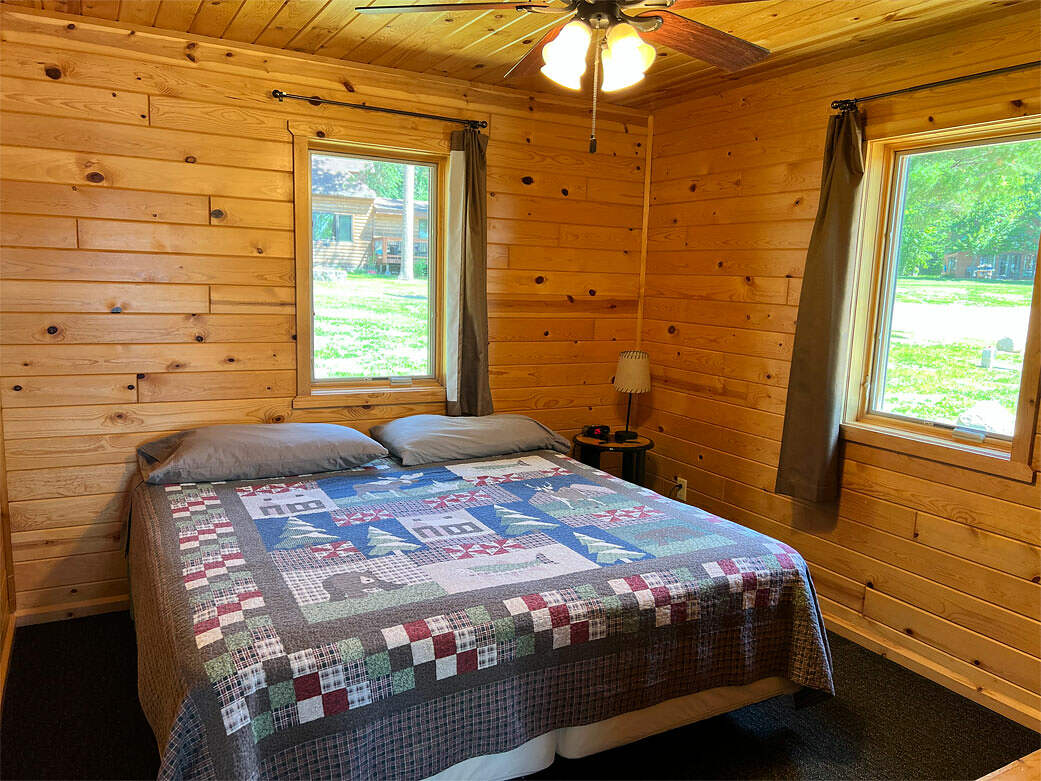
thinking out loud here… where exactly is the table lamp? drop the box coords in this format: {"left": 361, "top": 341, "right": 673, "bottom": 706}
{"left": 613, "top": 350, "right": 650, "bottom": 442}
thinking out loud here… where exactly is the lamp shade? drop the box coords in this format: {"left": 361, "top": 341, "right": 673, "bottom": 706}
{"left": 613, "top": 350, "right": 650, "bottom": 394}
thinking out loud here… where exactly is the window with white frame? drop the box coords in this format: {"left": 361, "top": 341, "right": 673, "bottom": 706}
{"left": 308, "top": 148, "right": 438, "bottom": 383}
{"left": 855, "top": 129, "right": 1039, "bottom": 451}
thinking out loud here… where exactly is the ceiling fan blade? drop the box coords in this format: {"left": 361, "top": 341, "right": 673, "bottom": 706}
{"left": 665, "top": 0, "right": 776, "bottom": 8}
{"left": 639, "top": 10, "right": 768, "bottom": 71}
{"left": 356, "top": 2, "right": 559, "bottom": 14}
{"left": 503, "top": 16, "right": 573, "bottom": 79}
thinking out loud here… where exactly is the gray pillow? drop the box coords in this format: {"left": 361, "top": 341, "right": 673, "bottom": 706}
{"left": 138, "top": 423, "right": 388, "bottom": 484}
{"left": 369, "top": 414, "right": 569, "bottom": 466}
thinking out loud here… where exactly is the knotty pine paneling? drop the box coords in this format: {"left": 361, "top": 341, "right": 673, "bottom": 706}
{"left": 638, "top": 8, "right": 1041, "bottom": 729}
{"left": 0, "top": 5, "right": 648, "bottom": 621}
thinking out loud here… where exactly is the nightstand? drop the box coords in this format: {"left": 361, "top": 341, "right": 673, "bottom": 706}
{"left": 572, "top": 434, "right": 654, "bottom": 486}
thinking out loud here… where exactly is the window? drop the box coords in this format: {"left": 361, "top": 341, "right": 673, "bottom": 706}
{"left": 849, "top": 123, "right": 1040, "bottom": 475}
{"left": 313, "top": 212, "right": 353, "bottom": 242}
{"left": 301, "top": 146, "right": 440, "bottom": 389}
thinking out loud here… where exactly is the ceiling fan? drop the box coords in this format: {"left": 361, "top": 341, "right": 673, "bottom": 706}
{"left": 356, "top": 0, "right": 771, "bottom": 150}
{"left": 357, "top": 0, "right": 770, "bottom": 86}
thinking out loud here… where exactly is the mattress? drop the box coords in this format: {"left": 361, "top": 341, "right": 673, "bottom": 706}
{"left": 128, "top": 450, "right": 833, "bottom": 780}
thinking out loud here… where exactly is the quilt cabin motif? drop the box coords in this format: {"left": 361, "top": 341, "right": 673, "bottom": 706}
{"left": 131, "top": 451, "right": 834, "bottom": 780}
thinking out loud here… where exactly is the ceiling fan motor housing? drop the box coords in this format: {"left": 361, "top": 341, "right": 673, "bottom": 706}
{"left": 572, "top": 0, "right": 664, "bottom": 32}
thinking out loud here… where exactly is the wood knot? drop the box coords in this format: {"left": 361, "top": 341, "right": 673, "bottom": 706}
{"left": 110, "top": 306, "right": 122, "bottom": 313}
{"left": 667, "top": 325, "right": 676, "bottom": 334}
{"left": 210, "top": 208, "right": 226, "bottom": 219}
{"left": 317, "top": 130, "right": 326, "bottom": 138}
{"left": 1011, "top": 99, "right": 1024, "bottom": 108}
{"left": 225, "top": 357, "right": 235, "bottom": 363}
{"left": 588, "top": 289, "right": 596, "bottom": 296}
{"left": 12, "top": 385, "right": 22, "bottom": 392}
{"left": 521, "top": 176, "right": 534, "bottom": 185}
{"left": 566, "top": 295, "right": 574, "bottom": 303}
{"left": 195, "top": 335, "right": 205, "bottom": 342}
{"left": 137, "top": 373, "right": 146, "bottom": 379}
{"left": 689, "top": 183, "right": 697, "bottom": 192}
{"left": 184, "top": 155, "right": 197, "bottom": 164}
{"left": 46, "top": 325, "right": 59, "bottom": 335}
{"left": 342, "top": 80, "right": 355, "bottom": 93}
{"left": 44, "top": 65, "right": 62, "bottom": 80}
{"left": 127, "top": 384, "right": 135, "bottom": 390}
{"left": 561, "top": 188, "right": 568, "bottom": 196}
{"left": 85, "top": 172, "right": 105, "bottom": 183}
{"left": 534, "top": 275, "right": 545, "bottom": 284}
{"left": 543, "top": 330, "right": 549, "bottom": 336}
{"left": 66, "top": 23, "right": 76, "bottom": 29}
{"left": 256, "top": 247, "right": 264, "bottom": 254}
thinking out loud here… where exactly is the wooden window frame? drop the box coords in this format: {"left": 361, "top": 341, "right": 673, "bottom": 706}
{"left": 843, "top": 117, "right": 1041, "bottom": 482}
{"left": 292, "top": 133, "right": 448, "bottom": 409}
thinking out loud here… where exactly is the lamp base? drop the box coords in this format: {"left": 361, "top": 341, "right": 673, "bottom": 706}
{"left": 614, "top": 430, "right": 638, "bottom": 442}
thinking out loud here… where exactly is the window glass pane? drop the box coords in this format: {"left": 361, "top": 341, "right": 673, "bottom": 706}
{"left": 310, "top": 151, "right": 435, "bottom": 380}
{"left": 335, "top": 213, "right": 353, "bottom": 241}
{"left": 313, "top": 212, "right": 334, "bottom": 241}
{"left": 872, "top": 136, "right": 1040, "bottom": 437}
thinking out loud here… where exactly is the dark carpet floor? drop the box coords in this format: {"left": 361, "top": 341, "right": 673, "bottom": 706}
{"left": 1, "top": 613, "right": 1037, "bottom": 780}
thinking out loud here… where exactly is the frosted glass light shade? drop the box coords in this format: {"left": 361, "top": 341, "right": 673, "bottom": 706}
{"left": 613, "top": 350, "right": 651, "bottom": 393}
{"left": 541, "top": 20, "right": 591, "bottom": 90}
{"left": 601, "top": 23, "right": 656, "bottom": 93}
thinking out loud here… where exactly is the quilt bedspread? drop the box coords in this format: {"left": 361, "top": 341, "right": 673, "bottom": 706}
{"left": 129, "top": 450, "right": 833, "bottom": 780}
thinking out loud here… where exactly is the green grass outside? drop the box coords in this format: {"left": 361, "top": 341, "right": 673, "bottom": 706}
{"left": 880, "top": 277, "right": 1032, "bottom": 432}
{"left": 893, "top": 277, "right": 1033, "bottom": 307}
{"left": 313, "top": 273, "right": 430, "bottom": 380}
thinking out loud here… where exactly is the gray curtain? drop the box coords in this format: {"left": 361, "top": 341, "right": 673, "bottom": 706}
{"left": 775, "top": 108, "right": 866, "bottom": 503}
{"left": 445, "top": 127, "right": 493, "bottom": 416}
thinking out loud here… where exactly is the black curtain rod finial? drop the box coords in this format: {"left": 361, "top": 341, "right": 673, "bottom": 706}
{"left": 831, "top": 98, "right": 859, "bottom": 112}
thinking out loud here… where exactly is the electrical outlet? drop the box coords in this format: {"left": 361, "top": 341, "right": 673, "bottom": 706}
{"left": 674, "top": 476, "right": 688, "bottom": 503}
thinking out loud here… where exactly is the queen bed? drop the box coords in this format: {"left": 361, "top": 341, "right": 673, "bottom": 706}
{"left": 128, "top": 420, "right": 833, "bottom": 780}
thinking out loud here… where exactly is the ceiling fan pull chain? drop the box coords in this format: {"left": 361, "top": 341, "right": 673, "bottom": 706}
{"left": 590, "top": 32, "right": 603, "bottom": 154}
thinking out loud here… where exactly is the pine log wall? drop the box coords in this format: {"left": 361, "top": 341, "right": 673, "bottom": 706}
{"left": 639, "top": 8, "right": 1041, "bottom": 729}
{"left": 0, "top": 6, "right": 648, "bottom": 625}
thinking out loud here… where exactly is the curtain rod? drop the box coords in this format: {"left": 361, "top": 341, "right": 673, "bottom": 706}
{"left": 271, "top": 89, "right": 488, "bottom": 130}
{"left": 830, "top": 60, "right": 1041, "bottom": 112}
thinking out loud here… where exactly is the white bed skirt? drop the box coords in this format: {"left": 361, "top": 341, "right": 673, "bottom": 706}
{"left": 425, "top": 676, "right": 799, "bottom": 781}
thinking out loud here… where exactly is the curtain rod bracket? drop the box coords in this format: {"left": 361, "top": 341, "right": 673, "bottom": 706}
{"left": 269, "top": 88, "right": 487, "bottom": 129}
{"left": 831, "top": 99, "right": 859, "bottom": 112}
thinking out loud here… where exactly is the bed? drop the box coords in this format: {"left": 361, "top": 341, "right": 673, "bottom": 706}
{"left": 129, "top": 448, "right": 833, "bottom": 780}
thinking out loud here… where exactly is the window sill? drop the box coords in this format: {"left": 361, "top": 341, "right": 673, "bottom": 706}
{"left": 840, "top": 421, "right": 1035, "bottom": 482}
{"left": 293, "top": 385, "right": 446, "bottom": 409}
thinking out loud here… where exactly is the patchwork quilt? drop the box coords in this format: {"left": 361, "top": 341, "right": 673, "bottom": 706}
{"left": 129, "top": 450, "right": 833, "bottom": 781}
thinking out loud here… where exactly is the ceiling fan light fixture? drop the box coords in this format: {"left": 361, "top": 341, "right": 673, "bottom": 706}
{"left": 540, "top": 19, "right": 591, "bottom": 90}
{"left": 600, "top": 22, "right": 656, "bottom": 92}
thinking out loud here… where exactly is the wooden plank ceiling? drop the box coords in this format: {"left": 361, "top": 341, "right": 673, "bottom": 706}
{"left": 0, "top": 0, "right": 1023, "bottom": 108}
